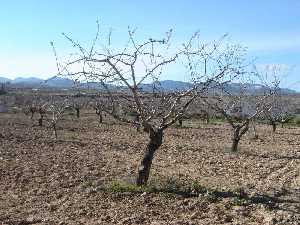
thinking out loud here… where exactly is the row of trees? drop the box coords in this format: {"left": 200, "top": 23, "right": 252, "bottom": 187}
{"left": 49, "top": 25, "right": 296, "bottom": 185}
{"left": 9, "top": 80, "right": 294, "bottom": 185}
{"left": 52, "top": 26, "right": 252, "bottom": 185}
{"left": 4, "top": 24, "right": 294, "bottom": 186}
{"left": 18, "top": 86, "right": 293, "bottom": 139}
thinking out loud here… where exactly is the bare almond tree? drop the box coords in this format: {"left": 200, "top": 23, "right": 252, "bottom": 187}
{"left": 264, "top": 97, "right": 294, "bottom": 132}
{"left": 52, "top": 23, "right": 245, "bottom": 185}
{"left": 47, "top": 100, "right": 70, "bottom": 140}
{"left": 201, "top": 83, "right": 269, "bottom": 152}
{"left": 26, "top": 103, "right": 37, "bottom": 120}
{"left": 37, "top": 102, "right": 48, "bottom": 127}
{"left": 257, "top": 65, "right": 294, "bottom": 133}
{"left": 22, "top": 97, "right": 43, "bottom": 122}
{"left": 184, "top": 99, "right": 214, "bottom": 127}
{"left": 71, "top": 96, "right": 87, "bottom": 118}
{"left": 91, "top": 96, "right": 106, "bottom": 124}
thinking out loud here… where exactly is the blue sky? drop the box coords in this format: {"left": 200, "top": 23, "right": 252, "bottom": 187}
{"left": 0, "top": 0, "right": 299, "bottom": 90}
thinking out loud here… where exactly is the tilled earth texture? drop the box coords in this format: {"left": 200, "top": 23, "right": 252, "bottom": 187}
{"left": 0, "top": 113, "right": 299, "bottom": 224}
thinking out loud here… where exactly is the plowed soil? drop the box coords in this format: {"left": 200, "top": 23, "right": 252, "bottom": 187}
{"left": 0, "top": 113, "right": 299, "bottom": 224}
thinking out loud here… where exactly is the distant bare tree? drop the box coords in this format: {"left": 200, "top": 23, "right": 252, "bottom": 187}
{"left": 257, "top": 65, "right": 294, "bottom": 133}
{"left": 264, "top": 98, "right": 294, "bottom": 132}
{"left": 53, "top": 23, "right": 245, "bottom": 185}
{"left": 26, "top": 103, "right": 37, "bottom": 120}
{"left": 201, "top": 83, "right": 269, "bottom": 152}
{"left": 37, "top": 102, "right": 48, "bottom": 127}
{"left": 249, "top": 118, "right": 259, "bottom": 139}
{"left": 94, "top": 102, "right": 104, "bottom": 124}
{"left": 184, "top": 99, "right": 214, "bottom": 126}
{"left": 71, "top": 96, "right": 88, "bottom": 118}
{"left": 22, "top": 98, "right": 40, "bottom": 120}
{"left": 47, "top": 100, "right": 70, "bottom": 140}
{"left": 91, "top": 97, "right": 106, "bottom": 124}
{"left": 21, "top": 97, "right": 50, "bottom": 126}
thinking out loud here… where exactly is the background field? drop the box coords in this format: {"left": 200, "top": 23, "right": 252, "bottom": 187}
{"left": 0, "top": 109, "right": 299, "bottom": 225}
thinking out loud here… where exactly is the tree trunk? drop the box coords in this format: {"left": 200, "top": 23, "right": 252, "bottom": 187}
{"left": 231, "top": 138, "right": 240, "bottom": 152}
{"left": 231, "top": 126, "right": 242, "bottom": 152}
{"left": 52, "top": 123, "right": 58, "bottom": 140}
{"left": 205, "top": 115, "right": 210, "bottom": 124}
{"left": 272, "top": 122, "right": 277, "bottom": 133}
{"left": 251, "top": 121, "right": 258, "bottom": 139}
{"left": 38, "top": 115, "right": 43, "bottom": 126}
{"left": 231, "top": 123, "right": 249, "bottom": 152}
{"left": 178, "top": 118, "right": 183, "bottom": 127}
{"left": 76, "top": 108, "right": 80, "bottom": 118}
{"left": 136, "top": 129, "right": 163, "bottom": 186}
{"left": 231, "top": 128, "right": 240, "bottom": 152}
{"left": 30, "top": 112, "right": 34, "bottom": 120}
{"left": 135, "top": 114, "right": 141, "bottom": 132}
{"left": 136, "top": 123, "right": 141, "bottom": 132}
{"left": 99, "top": 112, "right": 103, "bottom": 124}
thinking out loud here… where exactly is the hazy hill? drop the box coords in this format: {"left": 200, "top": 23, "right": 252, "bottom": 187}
{"left": 0, "top": 77, "right": 12, "bottom": 83}
{"left": 0, "top": 76, "right": 298, "bottom": 94}
{"left": 44, "top": 77, "right": 75, "bottom": 88}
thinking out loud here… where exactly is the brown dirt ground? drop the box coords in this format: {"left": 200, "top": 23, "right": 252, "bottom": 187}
{"left": 0, "top": 112, "right": 299, "bottom": 225}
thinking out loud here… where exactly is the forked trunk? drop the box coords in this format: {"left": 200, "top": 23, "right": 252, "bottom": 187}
{"left": 231, "top": 138, "right": 240, "bottom": 152}
{"left": 231, "top": 123, "right": 249, "bottom": 152}
{"left": 136, "top": 129, "right": 163, "bottom": 186}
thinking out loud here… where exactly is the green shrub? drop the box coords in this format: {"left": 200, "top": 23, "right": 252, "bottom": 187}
{"left": 110, "top": 181, "right": 141, "bottom": 193}
{"left": 232, "top": 196, "right": 249, "bottom": 206}
{"left": 295, "top": 118, "right": 300, "bottom": 126}
{"left": 203, "top": 190, "right": 221, "bottom": 203}
{"left": 109, "top": 180, "right": 156, "bottom": 193}
{"left": 190, "top": 181, "right": 207, "bottom": 194}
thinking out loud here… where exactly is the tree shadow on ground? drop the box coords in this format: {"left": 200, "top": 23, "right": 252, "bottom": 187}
{"left": 103, "top": 178, "right": 300, "bottom": 214}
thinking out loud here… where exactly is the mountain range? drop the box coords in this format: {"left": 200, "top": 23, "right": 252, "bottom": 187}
{"left": 0, "top": 76, "right": 298, "bottom": 94}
